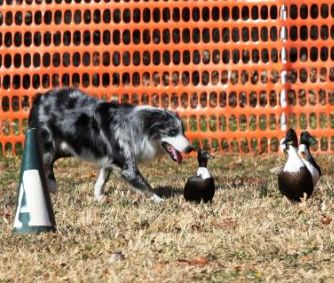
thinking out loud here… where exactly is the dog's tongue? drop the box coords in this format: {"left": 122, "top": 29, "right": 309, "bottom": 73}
{"left": 168, "top": 144, "right": 183, "bottom": 164}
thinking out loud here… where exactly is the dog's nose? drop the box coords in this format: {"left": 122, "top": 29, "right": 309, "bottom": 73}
{"left": 184, "top": 146, "right": 194, "bottom": 154}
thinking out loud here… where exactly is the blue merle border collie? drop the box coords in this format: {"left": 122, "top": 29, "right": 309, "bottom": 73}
{"left": 28, "top": 88, "right": 193, "bottom": 203}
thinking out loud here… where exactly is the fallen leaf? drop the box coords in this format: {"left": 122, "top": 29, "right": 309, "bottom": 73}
{"left": 82, "top": 172, "right": 97, "bottom": 179}
{"left": 321, "top": 215, "right": 332, "bottom": 225}
{"left": 246, "top": 177, "right": 267, "bottom": 186}
{"left": 300, "top": 255, "right": 312, "bottom": 263}
{"left": 176, "top": 256, "right": 209, "bottom": 267}
{"left": 213, "top": 217, "right": 237, "bottom": 229}
{"left": 153, "top": 263, "right": 167, "bottom": 273}
{"left": 98, "top": 196, "right": 113, "bottom": 204}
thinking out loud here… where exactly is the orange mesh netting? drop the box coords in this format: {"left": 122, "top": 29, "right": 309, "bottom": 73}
{"left": 0, "top": 1, "right": 333, "bottom": 155}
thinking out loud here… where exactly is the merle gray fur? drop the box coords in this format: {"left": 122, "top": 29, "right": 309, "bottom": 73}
{"left": 28, "top": 88, "right": 192, "bottom": 202}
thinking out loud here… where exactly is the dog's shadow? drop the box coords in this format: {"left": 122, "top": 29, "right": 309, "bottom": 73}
{"left": 155, "top": 186, "right": 183, "bottom": 199}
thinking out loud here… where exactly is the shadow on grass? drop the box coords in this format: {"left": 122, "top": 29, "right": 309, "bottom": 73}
{"left": 155, "top": 186, "right": 183, "bottom": 199}
{"left": 153, "top": 179, "right": 235, "bottom": 200}
{"left": 154, "top": 177, "right": 270, "bottom": 200}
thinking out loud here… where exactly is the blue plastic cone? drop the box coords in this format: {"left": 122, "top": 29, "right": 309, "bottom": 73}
{"left": 13, "top": 128, "right": 56, "bottom": 234}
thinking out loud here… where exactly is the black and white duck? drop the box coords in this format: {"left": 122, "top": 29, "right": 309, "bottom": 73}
{"left": 278, "top": 128, "right": 314, "bottom": 202}
{"left": 298, "top": 131, "right": 321, "bottom": 187}
{"left": 184, "top": 149, "right": 215, "bottom": 203}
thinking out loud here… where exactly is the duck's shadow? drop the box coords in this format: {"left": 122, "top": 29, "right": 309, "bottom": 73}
{"left": 155, "top": 179, "right": 230, "bottom": 199}
{"left": 155, "top": 186, "right": 183, "bottom": 199}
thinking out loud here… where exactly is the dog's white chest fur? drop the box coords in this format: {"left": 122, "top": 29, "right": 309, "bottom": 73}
{"left": 137, "top": 138, "right": 160, "bottom": 162}
{"left": 196, "top": 167, "right": 211, "bottom": 180}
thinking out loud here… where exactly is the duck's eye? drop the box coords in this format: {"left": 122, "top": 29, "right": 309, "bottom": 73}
{"left": 169, "top": 129, "right": 178, "bottom": 136}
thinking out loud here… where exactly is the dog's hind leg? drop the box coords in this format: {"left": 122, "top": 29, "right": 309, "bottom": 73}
{"left": 38, "top": 128, "right": 58, "bottom": 193}
{"left": 94, "top": 167, "right": 112, "bottom": 201}
{"left": 121, "top": 167, "right": 164, "bottom": 203}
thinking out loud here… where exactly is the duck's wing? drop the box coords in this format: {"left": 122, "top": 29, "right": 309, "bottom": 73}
{"left": 309, "top": 155, "right": 322, "bottom": 176}
{"left": 202, "top": 178, "right": 215, "bottom": 203}
{"left": 184, "top": 176, "right": 203, "bottom": 202}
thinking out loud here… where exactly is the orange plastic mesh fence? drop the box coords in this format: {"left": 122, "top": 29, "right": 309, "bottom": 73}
{"left": 0, "top": 1, "right": 334, "bottom": 155}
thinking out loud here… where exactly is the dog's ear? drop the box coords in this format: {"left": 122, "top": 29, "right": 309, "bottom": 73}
{"left": 142, "top": 109, "right": 169, "bottom": 125}
{"left": 94, "top": 102, "right": 111, "bottom": 126}
{"left": 164, "top": 108, "right": 179, "bottom": 118}
{"left": 140, "top": 110, "right": 169, "bottom": 138}
{"left": 154, "top": 110, "right": 170, "bottom": 121}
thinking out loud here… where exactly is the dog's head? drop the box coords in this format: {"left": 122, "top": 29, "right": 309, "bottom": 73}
{"left": 141, "top": 108, "right": 193, "bottom": 163}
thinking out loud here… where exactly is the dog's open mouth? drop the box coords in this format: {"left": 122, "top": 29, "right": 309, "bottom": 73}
{"left": 162, "top": 142, "right": 182, "bottom": 164}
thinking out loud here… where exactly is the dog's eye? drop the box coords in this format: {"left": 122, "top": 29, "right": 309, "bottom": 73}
{"left": 169, "top": 130, "right": 178, "bottom": 136}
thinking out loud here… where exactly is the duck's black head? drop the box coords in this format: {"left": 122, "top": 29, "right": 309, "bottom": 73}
{"left": 300, "top": 131, "right": 316, "bottom": 148}
{"left": 282, "top": 128, "right": 298, "bottom": 149}
{"left": 197, "top": 149, "right": 213, "bottom": 167}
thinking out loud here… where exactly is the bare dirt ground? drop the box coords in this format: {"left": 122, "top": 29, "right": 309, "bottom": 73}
{"left": 0, "top": 154, "right": 333, "bottom": 282}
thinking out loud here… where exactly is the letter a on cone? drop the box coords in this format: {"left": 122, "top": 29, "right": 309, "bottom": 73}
{"left": 13, "top": 128, "right": 56, "bottom": 234}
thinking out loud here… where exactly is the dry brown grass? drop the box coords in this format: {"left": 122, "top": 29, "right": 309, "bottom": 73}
{"left": 1, "top": 154, "right": 334, "bottom": 282}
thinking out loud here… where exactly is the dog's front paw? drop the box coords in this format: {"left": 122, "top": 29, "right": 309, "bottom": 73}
{"left": 150, "top": 194, "right": 164, "bottom": 203}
